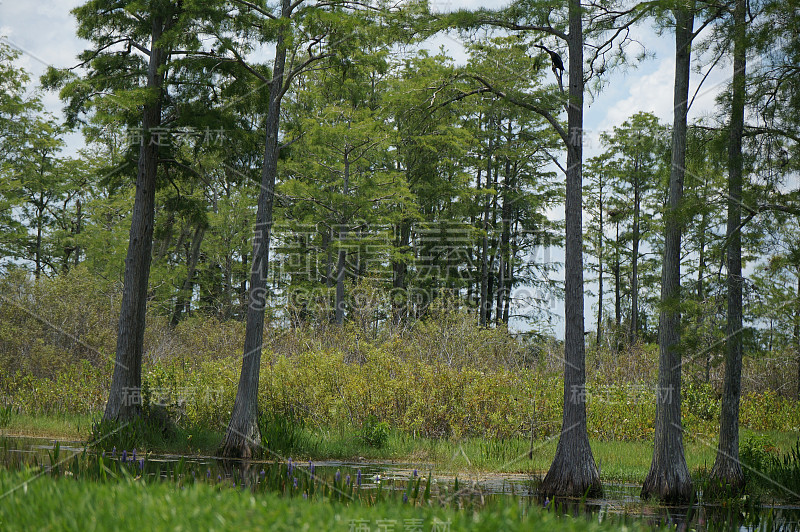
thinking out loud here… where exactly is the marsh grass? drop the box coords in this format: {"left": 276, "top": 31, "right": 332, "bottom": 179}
{"left": 0, "top": 469, "right": 667, "bottom": 532}
{"left": 0, "top": 412, "right": 91, "bottom": 440}
{"left": 9, "top": 411, "right": 798, "bottom": 492}
{"left": 742, "top": 438, "right": 800, "bottom": 501}
{"left": 2, "top": 430, "right": 798, "bottom": 530}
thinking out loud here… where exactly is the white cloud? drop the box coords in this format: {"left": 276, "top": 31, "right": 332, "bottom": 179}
{"left": 600, "top": 58, "right": 677, "bottom": 131}
{"left": 596, "top": 54, "right": 730, "bottom": 136}
{"left": 1, "top": 0, "right": 84, "bottom": 74}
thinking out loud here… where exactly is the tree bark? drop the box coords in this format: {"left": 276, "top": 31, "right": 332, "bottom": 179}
{"left": 795, "top": 272, "right": 800, "bottom": 400}
{"left": 496, "top": 158, "right": 512, "bottom": 325}
{"left": 539, "top": 0, "right": 602, "bottom": 499}
{"left": 710, "top": 0, "right": 746, "bottom": 492}
{"left": 171, "top": 225, "right": 205, "bottom": 326}
{"left": 104, "top": 13, "right": 169, "bottom": 423}
{"left": 479, "top": 123, "right": 493, "bottom": 327}
{"left": 73, "top": 198, "right": 82, "bottom": 267}
{"left": 335, "top": 152, "right": 351, "bottom": 325}
{"left": 35, "top": 197, "right": 44, "bottom": 279}
{"left": 641, "top": 5, "right": 694, "bottom": 502}
{"left": 596, "top": 172, "right": 604, "bottom": 346}
{"left": 392, "top": 220, "right": 410, "bottom": 325}
{"left": 614, "top": 218, "right": 621, "bottom": 336}
{"left": 218, "top": 0, "right": 289, "bottom": 458}
{"left": 697, "top": 212, "right": 709, "bottom": 382}
{"left": 630, "top": 156, "right": 640, "bottom": 345}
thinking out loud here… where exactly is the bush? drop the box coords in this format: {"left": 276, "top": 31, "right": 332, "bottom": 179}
{"left": 360, "top": 414, "right": 390, "bottom": 448}
{"left": 683, "top": 381, "right": 720, "bottom": 421}
{"left": 740, "top": 433, "right": 778, "bottom": 475}
{"left": 1, "top": 279, "right": 798, "bottom": 444}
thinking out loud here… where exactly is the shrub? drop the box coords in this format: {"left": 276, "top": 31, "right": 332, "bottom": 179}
{"left": 360, "top": 414, "right": 390, "bottom": 448}
{"left": 740, "top": 433, "right": 778, "bottom": 475}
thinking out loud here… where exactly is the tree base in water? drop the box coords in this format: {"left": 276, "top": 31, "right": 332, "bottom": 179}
{"left": 706, "top": 457, "right": 745, "bottom": 498}
{"left": 217, "top": 419, "right": 261, "bottom": 459}
{"left": 641, "top": 467, "right": 694, "bottom": 503}
{"left": 539, "top": 442, "right": 603, "bottom": 499}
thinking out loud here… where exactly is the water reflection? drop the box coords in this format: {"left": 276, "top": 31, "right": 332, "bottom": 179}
{"left": 1, "top": 436, "right": 798, "bottom": 531}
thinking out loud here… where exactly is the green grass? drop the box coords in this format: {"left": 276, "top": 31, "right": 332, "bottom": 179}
{"left": 0, "top": 412, "right": 93, "bottom": 440}
{"left": 6, "top": 413, "right": 799, "bottom": 488}
{"left": 236, "top": 423, "right": 790, "bottom": 485}
{"left": 0, "top": 470, "right": 656, "bottom": 531}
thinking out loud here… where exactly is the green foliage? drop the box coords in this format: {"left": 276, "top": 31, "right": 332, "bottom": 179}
{"left": 4, "top": 303, "right": 798, "bottom": 445}
{"left": 259, "top": 411, "right": 306, "bottom": 454}
{"left": 740, "top": 433, "right": 779, "bottom": 475}
{"left": 683, "top": 381, "right": 720, "bottom": 422}
{"left": 740, "top": 390, "right": 800, "bottom": 432}
{"left": 89, "top": 417, "right": 154, "bottom": 452}
{"left": 0, "top": 258, "right": 797, "bottom": 451}
{"left": 740, "top": 435, "right": 800, "bottom": 500}
{"left": 360, "top": 414, "right": 390, "bottom": 448}
{"left": 0, "top": 402, "right": 13, "bottom": 428}
{"left": 763, "top": 440, "right": 800, "bottom": 500}
{"left": 0, "top": 267, "right": 797, "bottom": 445}
{"left": 0, "top": 469, "right": 662, "bottom": 532}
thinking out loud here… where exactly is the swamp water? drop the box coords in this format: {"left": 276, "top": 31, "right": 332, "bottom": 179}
{"left": 1, "top": 435, "right": 798, "bottom": 531}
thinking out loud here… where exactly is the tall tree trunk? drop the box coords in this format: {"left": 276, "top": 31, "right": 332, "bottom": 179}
{"left": 479, "top": 127, "right": 493, "bottom": 327}
{"left": 73, "top": 198, "right": 82, "bottom": 267}
{"left": 335, "top": 154, "right": 351, "bottom": 325}
{"left": 497, "top": 162, "right": 512, "bottom": 325}
{"left": 710, "top": 0, "right": 746, "bottom": 491}
{"left": 391, "top": 220, "right": 410, "bottom": 325}
{"left": 539, "top": 0, "right": 602, "bottom": 499}
{"left": 630, "top": 158, "right": 640, "bottom": 345}
{"left": 104, "top": 14, "right": 169, "bottom": 422}
{"left": 325, "top": 226, "right": 334, "bottom": 286}
{"left": 596, "top": 174, "right": 604, "bottom": 346}
{"left": 486, "top": 185, "right": 499, "bottom": 325}
{"left": 697, "top": 212, "right": 708, "bottom": 382}
{"left": 614, "top": 219, "right": 621, "bottom": 332}
{"left": 218, "top": 0, "right": 289, "bottom": 458}
{"left": 171, "top": 226, "right": 206, "bottom": 326}
{"left": 795, "top": 272, "right": 800, "bottom": 400}
{"left": 504, "top": 218, "right": 518, "bottom": 324}
{"left": 641, "top": 5, "right": 694, "bottom": 502}
{"left": 35, "top": 203, "right": 43, "bottom": 279}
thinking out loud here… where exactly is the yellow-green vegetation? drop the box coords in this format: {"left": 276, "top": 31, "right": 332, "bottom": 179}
{"left": 3, "top": 330, "right": 798, "bottom": 443}
{"left": 1, "top": 270, "right": 799, "bottom": 479}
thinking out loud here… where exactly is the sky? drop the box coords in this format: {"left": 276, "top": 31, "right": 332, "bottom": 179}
{"left": 0, "top": 1, "right": 735, "bottom": 337}
{"left": 1, "top": 1, "right": 731, "bottom": 136}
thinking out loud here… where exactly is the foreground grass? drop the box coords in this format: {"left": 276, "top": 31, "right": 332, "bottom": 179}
{"left": 0, "top": 471, "right": 652, "bottom": 532}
